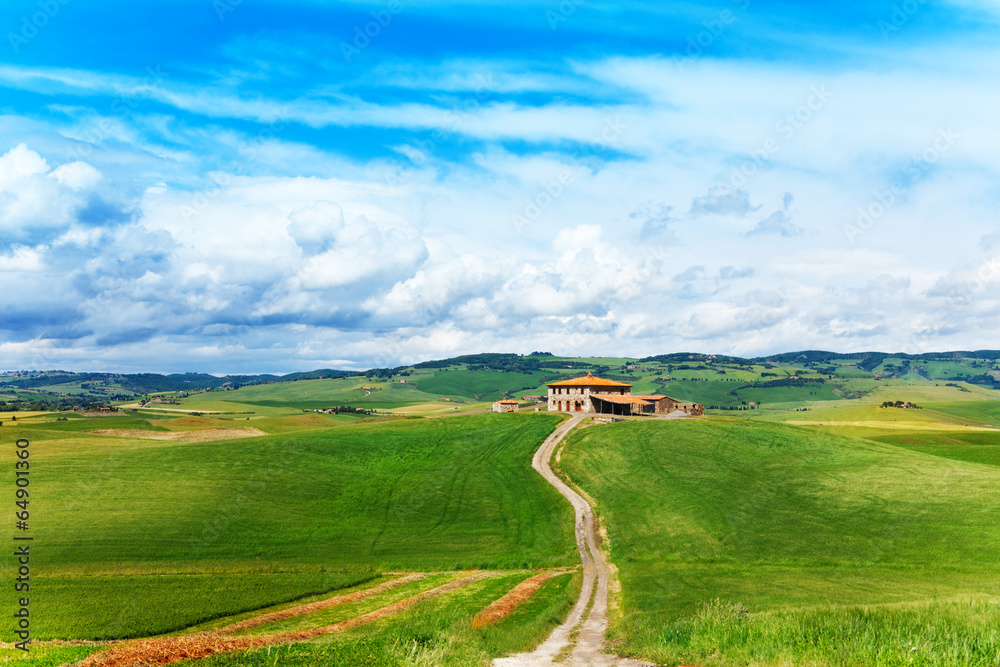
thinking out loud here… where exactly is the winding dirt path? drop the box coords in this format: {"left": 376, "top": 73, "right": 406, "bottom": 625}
{"left": 494, "top": 415, "right": 655, "bottom": 667}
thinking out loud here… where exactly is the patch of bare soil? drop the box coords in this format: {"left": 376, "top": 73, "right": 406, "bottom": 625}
{"left": 88, "top": 427, "right": 267, "bottom": 442}
{"left": 471, "top": 572, "right": 553, "bottom": 629}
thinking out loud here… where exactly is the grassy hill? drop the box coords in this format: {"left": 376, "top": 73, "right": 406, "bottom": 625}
{"left": 6, "top": 351, "right": 1000, "bottom": 665}
{"left": 559, "top": 419, "right": 1000, "bottom": 666}
{"left": 1, "top": 412, "right": 574, "bottom": 647}
{"left": 872, "top": 430, "right": 1000, "bottom": 467}
{"left": 9, "top": 348, "right": 1000, "bottom": 415}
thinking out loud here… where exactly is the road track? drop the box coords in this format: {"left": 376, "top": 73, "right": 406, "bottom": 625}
{"left": 494, "top": 415, "right": 655, "bottom": 667}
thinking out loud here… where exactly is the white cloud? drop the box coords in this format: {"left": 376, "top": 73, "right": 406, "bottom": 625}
{"left": 0, "top": 143, "right": 49, "bottom": 183}
{"left": 50, "top": 161, "right": 103, "bottom": 190}
{"left": 0, "top": 144, "right": 103, "bottom": 237}
{"left": 5, "top": 31, "right": 1000, "bottom": 370}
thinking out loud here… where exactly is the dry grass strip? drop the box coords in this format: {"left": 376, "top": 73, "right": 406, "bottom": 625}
{"left": 470, "top": 572, "right": 553, "bottom": 629}
{"left": 77, "top": 635, "right": 272, "bottom": 667}
{"left": 263, "top": 570, "right": 495, "bottom": 642}
{"left": 89, "top": 428, "right": 266, "bottom": 442}
{"left": 211, "top": 572, "right": 426, "bottom": 635}
{"left": 77, "top": 572, "right": 495, "bottom": 667}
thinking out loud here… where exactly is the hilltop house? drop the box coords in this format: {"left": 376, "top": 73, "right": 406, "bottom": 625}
{"left": 547, "top": 373, "right": 703, "bottom": 416}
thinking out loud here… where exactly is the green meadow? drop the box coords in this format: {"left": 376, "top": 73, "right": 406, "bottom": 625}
{"left": 410, "top": 369, "right": 560, "bottom": 400}
{"left": 560, "top": 418, "right": 1000, "bottom": 666}
{"left": 5, "top": 351, "right": 1000, "bottom": 666}
{"left": 0, "top": 412, "right": 574, "bottom": 649}
{"left": 7, "top": 571, "right": 581, "bottom": 667}
{"left": 873, "top": 430, "right": 1000, "bottom": 467}
{"left": 32, "top": 571, "right": 377, "bottom": 641}
{"left": 178, "top": 377, "right": 444, "bottom": 411}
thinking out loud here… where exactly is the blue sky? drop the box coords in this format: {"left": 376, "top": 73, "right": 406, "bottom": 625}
{"left": 1, "top": 0, "right": 999, "bottom": 373}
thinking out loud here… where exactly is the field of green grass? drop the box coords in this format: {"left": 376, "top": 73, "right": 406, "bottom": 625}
{"left": 559, "top": 418, "right": 1000, "bottom": 666}
{"left": 872, "top": 430, "right": 1000, "bottom": 467}
{"left": 5, "top": 571, "right": 580, "bottom": 667}
{"left": 413, "top": 370, "right": 563, "bottom": 401}
{"left": 7, "top": 352, "right": 1000, "bottom": 666}
{"left": 36, "top": 414, "right": 571, "bottom": 571}
{"left": 177, "top": 377, "right": 445, "bottom": 411}
{"left": 658, "top": 379, "right": 742, "bottom": 407}
{"left": 867, "top": 381, "right": 1000, "bottom": 404}
{"left": 0, "top": 412, "right": 573, "bottom": 655}
{"left": 32, "top": 571, "right": 377, "bottom": 640}
{"left": 735, "top": 382, "right": 842, "bottom": 405}
{"left": 929, "top": 400, "right": 1000, "bottom": 424}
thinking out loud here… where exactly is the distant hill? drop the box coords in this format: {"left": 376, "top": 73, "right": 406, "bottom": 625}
{"left": 3, "top": 349, "right": 1000, "bottom": 412}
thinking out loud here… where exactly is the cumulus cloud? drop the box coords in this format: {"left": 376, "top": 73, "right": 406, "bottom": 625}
{"left": 363, "top": 255, "right": 506, "bottom": 325}
{"left": 5, "top": 17, "right": 1000, "bottom": 370}
{"left": 286, "top": 201, "right": 345, "bottom": 255}
{"left": 629, "top": 201, "right": 674, "bottom": 239}
{"left": 690, "top": 186, "right": 758, "bottom": 217}
{"left": 746, "top": 194, "right": 802, "bottom": 237}
{"left": 747, "top": 210, "right": 803, "bottom": 237}
{"left": 0, "top": 144, "right": 103, "bottom": 242}
{"left": 292, "top": 224, "right": 428, "bottom": 290}
{"left": 979, "top": 232, "right": 1000, "bottom": 251}
{"left": 718, "top": 266, "right": 756, "bottom": 280}
{"left": 51, "top": 161, "right": 102, "bottom": 190}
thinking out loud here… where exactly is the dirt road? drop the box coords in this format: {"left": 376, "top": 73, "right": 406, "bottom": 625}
{"left": 493, "top": 415, "right": 655, "bottom": 667}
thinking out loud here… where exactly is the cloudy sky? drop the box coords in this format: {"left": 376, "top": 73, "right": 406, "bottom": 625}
{"left": 1, "top": 0, "right": 999, "bottom": 373}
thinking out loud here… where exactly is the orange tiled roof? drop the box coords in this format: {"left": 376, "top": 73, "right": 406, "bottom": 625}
{"left": 547, "top": 372, "right": 632, "bottom": 388}
{"left": 497, "top": 400, "right": 519, "bottom": 404}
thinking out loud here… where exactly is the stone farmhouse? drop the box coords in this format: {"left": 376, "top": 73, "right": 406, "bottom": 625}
{"left": 492, "top": 399, "right": 520, "bottom": 413}
{"left": 547, "top": 373, "right": 704, "bottom": 416}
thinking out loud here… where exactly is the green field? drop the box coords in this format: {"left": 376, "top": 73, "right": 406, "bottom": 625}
{"left": 560, "top": 419, "right": 1000, "bottom": 666}
{"left": 32, "top": 571, "right": 377, "bottom": 640}
{"left": 735, "top": 382, "right": 842, "bottom": 405}
{"left": 7, "top": 571, "right": 581, "bottom": 667}
{"left": 658, "top": 379, "right": 743, "bottom": 407}
{"left": 929, "top": 400, "right": 1000, "bottom": 424}
{"left": 19, "top": 413, "right": 573, "bottom": 572}
{"left": 6, "top": 352, "right": 1000, "bottom": 666}
{"left": 413, "top": 369, "right": 564, "bottom": 401}
{"left": 0, "top": 412, "right": 574, "bottom": 655}
{"left": 872, "top": 430, "right": 1000, "bottom": 467}
{"left": 179, "top": 377, "right": 446, "bottom": 411}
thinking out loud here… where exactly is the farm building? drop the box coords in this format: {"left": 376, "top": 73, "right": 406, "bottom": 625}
{"left": 547, "top": 373, "right": 703, "bottom": 416}
{"left": 492, "top": 399, "right": 520, "bottom": 413}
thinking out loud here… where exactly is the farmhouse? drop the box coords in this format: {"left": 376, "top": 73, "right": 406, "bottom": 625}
{"left": 492, "top": 399, "right": 520, "bottom": 413}
{"left": 547, "top": 373, "right": 703, "bottom": 416}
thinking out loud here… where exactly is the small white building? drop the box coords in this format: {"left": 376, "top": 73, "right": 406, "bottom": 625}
{"left": 492, "top": 399, "right": 519, "bottom": 413}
